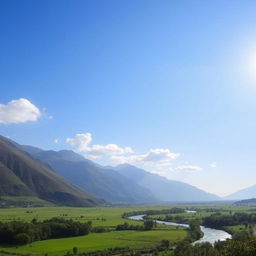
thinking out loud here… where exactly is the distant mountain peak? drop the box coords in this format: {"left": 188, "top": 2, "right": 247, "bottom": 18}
{"left": 116, "top": 164, "right": 220, "bottom": 202}
{"left": 225, "top": 184, "right": 256, "bottom": 200}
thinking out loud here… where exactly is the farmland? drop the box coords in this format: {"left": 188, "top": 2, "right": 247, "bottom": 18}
{"left": 0, "top": 205, "right": 187, "bottom": 256}
{"left": 0, "top": 230, "right": 186, "bottom": 256}
{"left": 0, "top": 203, "right": 255, "bottom": 256}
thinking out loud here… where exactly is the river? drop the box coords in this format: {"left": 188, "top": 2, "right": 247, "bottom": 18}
{"left": 128, "top": 215, "right": 232, "bottom": 245}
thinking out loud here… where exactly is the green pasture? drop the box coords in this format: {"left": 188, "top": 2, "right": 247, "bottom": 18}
{"left": 0, "top": 230, "right": 187, "bottom": 256}
{"left": 0, "top": 203, "right": 254, "bottom": 256}
{"left": 0, "top": 206, "right": 171, "bottom": 227}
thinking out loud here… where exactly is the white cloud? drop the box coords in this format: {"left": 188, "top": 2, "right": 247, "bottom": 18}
{"left": 66, "top": 133, "right": 92, "bottom": 152}
{"left": 175, "top": 165, "right": 202, "bottom": 171}
{"left": 209, "top": 162, "right": 217, "bottom": 168}
{"left": 0, "top": 98, "right": 42, "bottom": 124}
{"left": 111, "top": 148, "right": 180, "bottom": 166}
{"left": 54, "top": 138, "right": 60, "bottom": 144}
{"left": 66, "top": 133, "right": 133, "bottom": 158}
{"left": 143, "top": 148, "right": 180, "bottom": 163}
{"left": 87, "top": 144, "right": 133, "bottom": 158}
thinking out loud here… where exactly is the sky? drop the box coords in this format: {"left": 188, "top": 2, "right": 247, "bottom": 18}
{"left": 1, "top": 0, "right": 256, "bottom": 196}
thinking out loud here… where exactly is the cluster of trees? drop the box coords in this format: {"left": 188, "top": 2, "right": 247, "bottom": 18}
{"left": 188, "top": 219, "right": 203, "bottom": 242}
{"left": 155, "top": 214, "right": 189, "bottom": 224}
{"left": 203, "top": 212, "right": 256, "bottom": 229}
{"left": 194, "top": 208, "right": 229, "bottom": 213}
{"left": 0, "top": 217, "right": 96, "bottom": 245}
{"left": 122, "top": 208, "right": 185, "bottom": 218}
{"left": 174, "top": 234, "right": 256, "bottom": 256}
{"left": 116, "top": 220, "right": 155, "bottom": 231}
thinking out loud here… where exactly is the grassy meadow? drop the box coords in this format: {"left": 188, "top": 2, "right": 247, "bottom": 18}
{"left": 0, "top": 203, "right": 254, "bottom": 256}
{"left": 0, "top": 205, "right": 188, "bottom": 255}
{"left": 0, "top": 230, "right": 187, "bottom": 256}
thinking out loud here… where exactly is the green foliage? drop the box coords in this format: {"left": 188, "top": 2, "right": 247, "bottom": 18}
{"left": 0, "top": 217, "right": 93, "bottom": 245}
{"left": 73, "top": 247, "right": 78, "bottom": 255}
{"left": 122, "top": 208, "right": 185, "bottom": 218}
{"left": 116, "top": 220, "right": 155, "bottom": 231}
{"left": 174, "top": 237, "right": 256, "bottom": 256}
{"left": 143, "top": 219, "right": 155, "bottom": 230}
{"left": 14, "top": 233, "right": 31, "bottom": 245}
{"left": 116, "top": 222, "right": 144, "bottom": 231}
{"left": 203, "top": 212, "right": 256, "bottom": 228}
{"left": 160, "top": 239, "right": 170, "bottom": 249}
{"left": 188, "top": 219, "right": 203, "bottom": 241}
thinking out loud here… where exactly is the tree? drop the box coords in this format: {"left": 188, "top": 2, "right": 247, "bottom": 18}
{"left": 161, "top": 239, "right": 170, "bottom": 249}
{"left": 143, "top": 220, "right": 154, "bottom": 230}
{"left": 73, "top": 247, "right": 78, "bottom": 255}
{"left": 14, "top": 233, "right": 31, "bottom": 245}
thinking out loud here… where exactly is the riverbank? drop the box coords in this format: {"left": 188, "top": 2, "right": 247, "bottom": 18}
{"left": 128, "top": 215, "right": 231, "bottom": 245}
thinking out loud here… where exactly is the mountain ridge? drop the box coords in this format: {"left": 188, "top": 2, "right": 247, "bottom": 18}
{"left": 115, "top": 164, "right": 220, "bottom": 202}
{"left": 1, "top": 135, "right": 221, "bottom": 204}
{"left": 22, "top": 146, "right": 157, "bottom": 204}
{"left": 0, "top": 135, "right": 104, "bottom": 207}
{"left": 225, "top": 184, "right": 256, "bottom": 200}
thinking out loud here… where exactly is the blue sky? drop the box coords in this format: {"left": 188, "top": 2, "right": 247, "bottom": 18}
{"left": 1, "top": 0, "right": 256, "bottom": 196}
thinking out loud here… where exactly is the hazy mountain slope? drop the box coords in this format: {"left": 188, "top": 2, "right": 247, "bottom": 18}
{"left": 0, "top": 136, "right": 103, "bottom": 206}
{"left": 225, "top": 185, "right": 256, "bottom": 200}
{"left": 0, "top": 162, "right": 34, "bottom": 196}
{"left": 24, "top": 148, "right": 156, "bottom": 204}
{"left": 115, "top": 164, "right": 220, "bottom": 202}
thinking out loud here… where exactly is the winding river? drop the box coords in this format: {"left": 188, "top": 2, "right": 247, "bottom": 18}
{"left": 128, "top": 215, "right": 232, "bottom": 245}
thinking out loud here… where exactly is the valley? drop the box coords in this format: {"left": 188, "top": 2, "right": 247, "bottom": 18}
{"left": 1, "top": 1, "right": 255, "bottom": 255}
{"left": 1, "top": 136, "right": 256, "bottom": 256}
{"left": 0, "top": 203, "right": 255, "bottom": 256}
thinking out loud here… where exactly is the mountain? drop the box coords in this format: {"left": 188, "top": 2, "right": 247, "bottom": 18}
{"left": 115, "top": 164, "right": 220, "bottom": 202}
{"left": 0, "top": 136, "right": 103, "bottom": 207}
{"left": 225, "top": 185, "right": 256, "bottom": 200}
{"left": 234, "top": 198, "right": 256, "bottom": 205}
{"left": 22, "top": 146, "right": 156, "bottom": 204}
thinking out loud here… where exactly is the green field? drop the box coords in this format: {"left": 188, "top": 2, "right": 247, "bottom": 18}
{"left": 0, "top": 230, "right": 187, "bottom": 256}
{"left": 0, "top": 206, "right": 173, "bottom": 227}
{"left": 0, "top": 204, "right": 254, "bottom": 256}
{"left": 0, "top": 206, "right": 188, "bottom": 256}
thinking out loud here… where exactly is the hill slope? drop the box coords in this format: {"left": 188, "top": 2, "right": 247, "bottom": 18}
{"left": 0, "top": 136, "right": 103, "bottom": 207}
{"left": 225, "top": 185, "right": 256, "bottom": 200}
{"left": 115, "top": 164, "right": 220, "bottom": 202}
{"left": 22, "top": 147, "right": 156, "bottom": 204}
{"left": 234, "top": 198, "right": 256, "bottom": 205}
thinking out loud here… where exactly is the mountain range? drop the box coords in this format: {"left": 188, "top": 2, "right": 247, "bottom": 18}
{"left": 21, "top": 145, "right": 156, "bottom": 204}
{"left": 4, "top": 135, "right": 255, "bottom": 206}
{"left": 21, "top": 144, "right": 223, "bottom": 203}
{"left": 115, "top": 164, "right": 220, "bottom": 202}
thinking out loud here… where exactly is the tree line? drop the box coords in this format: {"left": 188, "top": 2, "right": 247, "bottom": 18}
{"left": 122, "top": 208, "right": 185, "bottom": 218}
{"left": 116, "top": 219, "right": 155, "bottom": 231}
{"left": 203, "top": 212, "right": 256, "bottom": 229}
{"left": 174, "top": 232, "right": 256, "bottom": 256}
{"left": 0, "top": 217, "right": 109, "bottom": 245}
